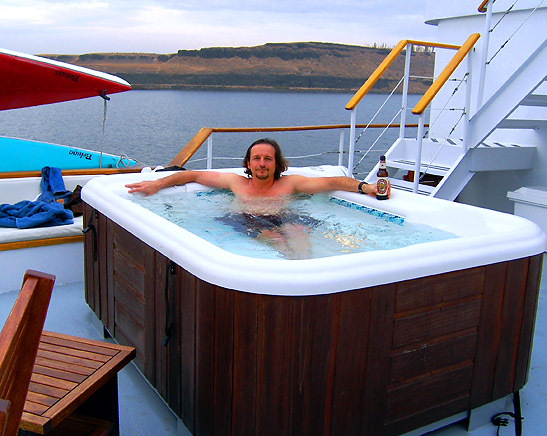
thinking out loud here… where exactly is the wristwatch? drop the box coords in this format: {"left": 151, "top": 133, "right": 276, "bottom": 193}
{"left": 358, "top": 181, "right": 367, "bottom": 194}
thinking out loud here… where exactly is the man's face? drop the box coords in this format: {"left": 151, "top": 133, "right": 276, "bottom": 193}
{"left": 247, "top": 143, "right": 276, "bottom": 180}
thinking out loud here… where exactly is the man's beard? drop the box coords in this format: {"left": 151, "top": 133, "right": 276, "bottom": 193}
{"left": 254, "top": 168, "right": 270, "bottom": 179}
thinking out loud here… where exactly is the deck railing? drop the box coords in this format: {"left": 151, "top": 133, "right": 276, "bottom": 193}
{"left": 345, "top": 39, "right": 460, "bottom": 175}
{"left": 477, "top": 0, "right": 544, "bottom": 107}
{"left": 168, "top": 123, "right": 422, "bottom": 169}
{"left": 344, "top": 36, "right": 481, "bottom": 182}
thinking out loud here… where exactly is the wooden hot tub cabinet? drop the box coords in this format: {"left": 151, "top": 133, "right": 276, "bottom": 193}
{"left": 83, "top": 204, "right": 543, "bottom": 436}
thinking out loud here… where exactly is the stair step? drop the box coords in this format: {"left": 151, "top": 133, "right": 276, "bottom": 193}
{"left": 497, "top": 118, "right": 547, "bottom": 129}
{"left": 470, "top": 141, "right": 536, "bottom": 171}
{"left": 389, "top": 159, "right": 450, "bottom": 176}
{"left": 390, "top": 178, "right": 435, "bottom": 195}
{"left": 521, "top": 94, "right": 547, "bottom": 107}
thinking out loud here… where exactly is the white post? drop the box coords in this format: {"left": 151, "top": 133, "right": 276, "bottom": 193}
{"left": 400, "top": 43, "right": 412, "bottom": 139}
{"left": 477, "top": 0, "right": 493, "bottom": 107}
{"left": 348, "top": 109, "right": 357, "bottom": 177}
{"left": 463, "top": 49, "right": 474, "bottom": 150}
{"left": 207, "top": 136, "right": 213, "bottom": 169}
{"left": 413, "top": 112, "right": 426, "bottom": 193}
{"left": 338, "top": 129, "right": 345, "bottom": 166}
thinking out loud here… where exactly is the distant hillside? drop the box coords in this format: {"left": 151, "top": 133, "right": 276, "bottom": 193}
{"left": 47, "top": 42, "right": 435, "bottom": 93}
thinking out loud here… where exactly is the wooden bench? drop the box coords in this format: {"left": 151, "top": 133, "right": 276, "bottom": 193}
{"left": 20, "top": 331, "right": 135, "bottom": 436}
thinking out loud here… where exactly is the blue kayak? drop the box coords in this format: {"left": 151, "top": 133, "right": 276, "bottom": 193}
{"left": 0, "top": 136, "right": 136, "bottom": 172}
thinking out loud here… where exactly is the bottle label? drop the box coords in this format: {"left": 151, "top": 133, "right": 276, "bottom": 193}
{"left": 377, "top": 177, "right": 388, "bottom": 196}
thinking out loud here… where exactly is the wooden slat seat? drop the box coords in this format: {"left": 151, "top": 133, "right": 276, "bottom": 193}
{"left": 20, "top": 331, "right": 135, "bottom": 435}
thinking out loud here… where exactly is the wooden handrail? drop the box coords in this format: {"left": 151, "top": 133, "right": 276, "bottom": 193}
{"left": 345, "top": 39, "right": 461, "bottom": 111}
{"left": 0, "top": 235, "right": 84, "bottom": 252}
{"left": 169, "top": 127, "right": 214, "bottom": 168}
{"left": 169, "top": 123, "right": 424, "bottom": 167}
{"left": 478, "top": 0, "right": 490, "bottom": 13}
{"left": 412, "top": 33, "right": 481, "bottom": 114}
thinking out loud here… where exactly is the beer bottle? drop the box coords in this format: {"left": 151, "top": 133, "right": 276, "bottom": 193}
{"left": 376, "top": 155, "right": 389, "bottom": 200}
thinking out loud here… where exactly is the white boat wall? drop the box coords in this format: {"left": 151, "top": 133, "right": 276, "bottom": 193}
{"left": 358, "top": 0, "right": 546, "bottom": 214}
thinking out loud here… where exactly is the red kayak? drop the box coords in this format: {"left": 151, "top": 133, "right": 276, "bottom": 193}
{"left": 0, "top": 48, "right": 131, "bottom": 111}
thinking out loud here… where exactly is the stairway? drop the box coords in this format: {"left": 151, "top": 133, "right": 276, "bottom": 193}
{"left": 365, "top": 39, "right": 546, "bottom": 200}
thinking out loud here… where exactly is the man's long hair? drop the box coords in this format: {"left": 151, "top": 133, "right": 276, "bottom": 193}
{"left": 243, "top": 138, "right": 288, "bottom": 180}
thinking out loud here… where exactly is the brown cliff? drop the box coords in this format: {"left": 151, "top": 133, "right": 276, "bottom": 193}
{"left": 46, "top": 42, "right": 434, "bottom": 93}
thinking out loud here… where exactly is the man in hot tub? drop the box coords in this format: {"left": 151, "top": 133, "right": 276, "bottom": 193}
{"left": 126, "top": 138, "right": 387, "bottom": 258}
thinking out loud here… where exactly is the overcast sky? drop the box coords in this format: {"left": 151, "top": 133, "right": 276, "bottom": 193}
{"left": 1, "top": 0, "right": 436, "bottom": 55}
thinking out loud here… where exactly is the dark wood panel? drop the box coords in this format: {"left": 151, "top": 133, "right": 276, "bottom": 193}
{"left": 396, "top": 267, "right": 485, "bottom": 312}
{"left": 194, "top": 280, "right": 216, "bottom": 436}
{"left": 144, "top": 244, "right": 158, "bottom": 386}
{"left": 114, "top": 302, "right": 145, "bottom": 364}
{"left": 514, "top": 254, "right": 543, "bottom": 390}
{"left": 112, "top": 253, "right": 146, "bottom": 303}
{"left": 386, "top": 365, "right": 473, "bottom": 421}
{"left": 393, "top": 299, "right": 481, "bottom": 348}
{"left": 97, "top": 213, "right": 109, "bottom": 328}
{"left": 231, "top": 291, "right": 258, "bottom": 436}
{"left": 167, "top": 259, "right": 182, "bottom": 417}
{"left": 305, "top": 294, "right": 339, "bottom": 436}
{"left": 112, "top": 224, "right": 147, "bottom": 265}
{"left": 283, "top": 297, "right": 314, "bottom": 436}
{"left": 211, "top": 286, "right": 233, "bottom": 436}
{"left": 362, "top": 284, "right": 397, "bottom": 434}
{"left": 111, "top": 275, "right": 145, "bottom": 324}
{"left": 82, "top": 204, "right": 96, "bottom": 314}
{"left": 390, "top": 333, "right": 477, "bottom": 383}
{"left": 384, "top": 395, "right": 470, "bottom": 436}
{"left": 492, "top": 257, "right": 528, "bottom": 399}
{"left": 153, "top": 258, "right": 168, "bottom": 401}
{"left": 105, "top": 218, "right": 114, "bottom": 333}
{"left": 255, "top": 296, "right": 287, "bottom": 436}
{"left": 179, "top": 267, "right": 196, "bottom": 435}
{"left": 469, "top": 261, "right": 506, "bottom": 407}
{"left": 330, "top": 288, "right": 373, "bottom": 436}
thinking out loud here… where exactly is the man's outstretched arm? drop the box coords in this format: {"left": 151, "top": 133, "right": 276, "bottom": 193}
{"left": 289, "top": 175, "right": 379, "bottom": 196}
{"left": 126, "top": 170, "right": 241, "bottom": 196}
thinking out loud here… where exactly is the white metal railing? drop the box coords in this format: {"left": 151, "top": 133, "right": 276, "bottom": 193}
{"left": 172, "top": 124, "right": 416, "bottom": 172}
{"left": 478, "top": 0, "right": 545, "bottom": 107}
{"left": 345, "top": 39, "right": 468, "bottom": 187}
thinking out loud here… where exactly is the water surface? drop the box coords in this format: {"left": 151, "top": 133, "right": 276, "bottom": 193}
{"left": 127, "top": 189, "right": 456, "bottom": 260}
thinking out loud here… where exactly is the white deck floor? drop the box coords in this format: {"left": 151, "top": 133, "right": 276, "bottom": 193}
{"left": 1, "top": 255, "right": 544, "bottom": 436}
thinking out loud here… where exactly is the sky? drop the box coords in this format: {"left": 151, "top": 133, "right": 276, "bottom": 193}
{"left": 0, "top": 0, "right": 436, "bottom": 55}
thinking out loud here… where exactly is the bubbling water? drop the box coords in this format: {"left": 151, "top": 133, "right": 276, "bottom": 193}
{"left": 125, "top": 189, "right": 457, "bottom": 260}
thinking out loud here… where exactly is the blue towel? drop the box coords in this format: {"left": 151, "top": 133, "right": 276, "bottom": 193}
{"left": 37, "top": 166, "right": 72, "bottom": 204}
{"left": 0, "top": 200, "right": 74, "bottom": 229}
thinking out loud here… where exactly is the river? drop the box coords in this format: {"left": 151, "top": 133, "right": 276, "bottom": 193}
{"left": 0, "top": 89, "right": 422, "bottom": 176}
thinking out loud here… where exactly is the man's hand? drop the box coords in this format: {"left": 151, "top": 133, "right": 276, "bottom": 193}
{"left": 125, "top": 180, "right": 161, "bottom": 196}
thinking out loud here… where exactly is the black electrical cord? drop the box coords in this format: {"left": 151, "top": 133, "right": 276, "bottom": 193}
{"left": 491, "top": 392, "right": 523, "bottom": 436}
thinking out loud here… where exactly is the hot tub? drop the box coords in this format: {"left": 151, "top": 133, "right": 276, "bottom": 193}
{"left": 82, "top": 167, "right": 545, "bottom": 436}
